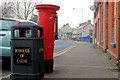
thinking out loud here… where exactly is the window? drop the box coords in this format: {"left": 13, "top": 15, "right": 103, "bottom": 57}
{"left": 89, "top": 29, "right": 93, "bottom": 36}
{"left": 0, "top": 20, "right": 16, "bottom": 31}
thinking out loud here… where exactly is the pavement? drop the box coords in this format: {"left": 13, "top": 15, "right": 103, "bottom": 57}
{"left": 1, "top": 41, "right": 119, "bottom": 79}
{"left": 46, "top": 41, "right": 118, "bottom": 78}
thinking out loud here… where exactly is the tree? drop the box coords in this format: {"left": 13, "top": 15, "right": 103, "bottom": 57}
{"left": 0, "top": 0, "right": 43, "bottom": 19}
{"left": 0, "top": 1, "right": 14, "bottom": 18}
{"left": 12, "top": 0, "right": 42, "bottom": 20}
{"left": 30, "top": 14, "right": 38, "bottom": 23}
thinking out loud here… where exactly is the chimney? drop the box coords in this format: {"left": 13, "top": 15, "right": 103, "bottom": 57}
{"left": 79, "top": 23, "right": 82, "bottom": 26}
{"left": 88, "top": 20, "right": 91, "bottom": 23}
{"left": 85, "top": 22, "right": 87, "bottom": 24}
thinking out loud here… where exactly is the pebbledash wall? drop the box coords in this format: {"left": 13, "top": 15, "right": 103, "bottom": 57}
{"left": 94, "top": 1, "right": 120, "bottom": 63}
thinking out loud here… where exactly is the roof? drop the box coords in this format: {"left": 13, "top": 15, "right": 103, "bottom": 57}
{"left": 60, "top": 25, "right": 72, "bottom": 32}
{"left": 0, "top": 17, "right": 16, "bottom": 21}
{"left": 0, "top": 17, "right": 37, "bottom": 24}
{"left": 77, "top": 23, "right": 93, "bottom": 29}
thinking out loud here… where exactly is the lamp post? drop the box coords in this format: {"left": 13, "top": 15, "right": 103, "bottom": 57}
{"left": 90, "top": 4, "right": 96, "bottom": 48}
{"left": 73, "top": 8, "right": 83, "bottom": 40}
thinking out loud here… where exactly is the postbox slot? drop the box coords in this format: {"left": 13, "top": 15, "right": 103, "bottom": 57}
{"left": 14, "top": 28, "right": 32, "bottom": 38}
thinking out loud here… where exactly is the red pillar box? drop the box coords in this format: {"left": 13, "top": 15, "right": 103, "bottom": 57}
{"left": 36, "top": 4, "right": 60, "bottom": 73}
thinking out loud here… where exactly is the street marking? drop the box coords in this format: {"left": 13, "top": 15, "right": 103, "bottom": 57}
{"left": 55, "top": 45, "right": 75, "bottom": 55}
{"left": 55, "top": 45, "right": 75, "bottom": 57}
{"left": 73, "top": 43, "right": 76, "bottom": 44}
{"left": 0, "top": 74, "right": 10, "bottom": 79}
{"left": 55, "top": 47, "right": 70, "bottom": 54}
{"left": 55, "top": 45, "right": 74, "bottom": 55}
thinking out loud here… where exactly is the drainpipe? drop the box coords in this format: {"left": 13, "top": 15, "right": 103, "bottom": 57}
{"left": 93, "top": 3, "right": 95, "bottom": 48}
{"left": 98, "top": 4, "right": 101, "bottom": 48}
{"left": 118, "top": 1, "right": 120, "bottom": 65}
{"left": 103, "top": 0, "right": 106, "bottom": 50}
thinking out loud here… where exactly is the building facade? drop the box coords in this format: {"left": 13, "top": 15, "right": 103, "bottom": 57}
{"left": 94, "top": 1, "right": 120, "bottom": 63}
{"left": 73, "top": 20, "right": 93, "bottom": 40}
{"left": 59, "top": 24, "right": 73, "bottom": 40}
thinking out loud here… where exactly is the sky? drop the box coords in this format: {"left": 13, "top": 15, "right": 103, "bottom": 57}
{"left": 40, "top": 0, "right": 94, "bottom": 28}
{"left": 0, "top": 0, "right": 94, "bottom": 29}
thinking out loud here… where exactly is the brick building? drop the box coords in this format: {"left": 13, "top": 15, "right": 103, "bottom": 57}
{"left": 94, "top": 1, "right": 120, "bottom": 63}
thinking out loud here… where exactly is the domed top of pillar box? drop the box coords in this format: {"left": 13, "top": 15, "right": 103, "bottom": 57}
{"left": 36, "top": 4, "right": 60, "bottom": 13}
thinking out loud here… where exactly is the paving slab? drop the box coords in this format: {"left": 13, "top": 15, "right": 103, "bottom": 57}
{"left": 46, "top": 43, "right": 118, "bottom": 78}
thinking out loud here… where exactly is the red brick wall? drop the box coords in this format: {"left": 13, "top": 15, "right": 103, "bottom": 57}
{"left": 108, "top": 2, "right": 117, "bottom": 60}
{"left": 116, "top": 2, "right": 119, "bottom": 59}
{"left": 94, "top": 2, "right": 119, "bottom": 62}
{"left": 94, "top": 3, "right": 99, "bottom": 45}
{"left": 105, "top": 2, "right": 108, "bottom": 52}
{"left": 100, "top": 2, "right": 104, "bottom": 48}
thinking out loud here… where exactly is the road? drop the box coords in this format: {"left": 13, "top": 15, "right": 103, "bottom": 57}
{"left": 54, "top": 40, "right": 73, "bottom": 53}
{"left": 1, "top": 40, "right": 74, "bottom": 78}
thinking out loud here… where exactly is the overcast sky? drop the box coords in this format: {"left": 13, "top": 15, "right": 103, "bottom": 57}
{"left": 1, "top": 0, "right": 94, "bottom": 28}
{"left": 40, "top": 0, "right": 94, "bottom": 28}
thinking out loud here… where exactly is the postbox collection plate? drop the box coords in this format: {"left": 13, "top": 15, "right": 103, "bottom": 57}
{"left": 14, "top": 47, "right": 31, "bottom": 65}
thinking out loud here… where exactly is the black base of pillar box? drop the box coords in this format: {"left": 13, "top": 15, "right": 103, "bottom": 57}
{"left": 44, "top": 60, "right": 53, "bottom": 73}
{"left": 10, "top": 72, "right": 44, "bottom": 80}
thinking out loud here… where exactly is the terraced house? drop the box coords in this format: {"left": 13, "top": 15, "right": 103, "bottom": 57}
{"left": 59, "top": 24, "right": 73, "bottom": 40}
{"left": 73, "top": 20, "right": 93, "bottom": 40}
{"left": 94, "top": 0, "right": 120, "bottom": 64}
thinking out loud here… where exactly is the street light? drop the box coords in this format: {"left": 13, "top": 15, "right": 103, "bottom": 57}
{"left": 73, "top": 8, "right": 83, "bottom": 23}
{"left": 90, "top": 5, "right": 96, "bottom": 48}
{"left": 73, "top": 8, "right": 83, "bottom": 39}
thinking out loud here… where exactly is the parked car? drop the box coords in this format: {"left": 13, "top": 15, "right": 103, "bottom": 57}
{"left": 0, "top": 18, "right": 16, "bottom": 63}
{"left": 0, "top": 18, "right": 37, "bottom": 63}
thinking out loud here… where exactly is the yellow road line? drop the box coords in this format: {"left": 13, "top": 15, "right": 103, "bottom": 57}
{"left": 73, "top": 43, "right": 76, "bottom": 44}
{"left": 55, "top": 45, "right": 75, "bottom": 55}
{"left": 55, "top": 45, "right": 75, "bottom": 57}
{"left": 55, "top": 45, "right": 74, "bottom": 55}
{"left": 55, "top": 47, "right": 69, "bottom": 54}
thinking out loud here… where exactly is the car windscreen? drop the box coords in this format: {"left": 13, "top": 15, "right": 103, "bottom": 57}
{"left": 0, "top": 20, "right": 16, "bottom": 31}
